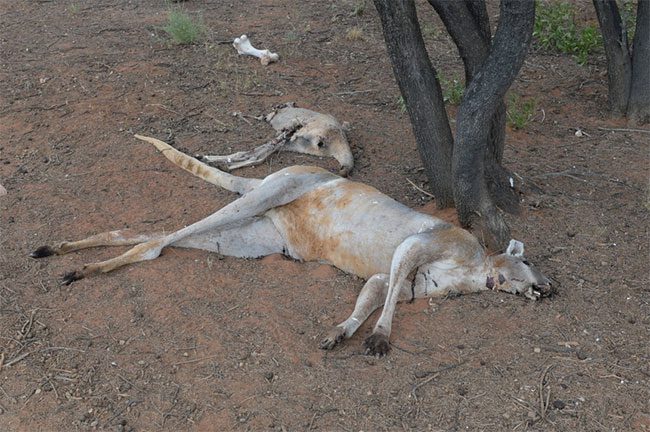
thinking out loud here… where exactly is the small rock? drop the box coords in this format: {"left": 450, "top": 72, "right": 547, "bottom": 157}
{"left": 534, "top": 347, "right": 541, "bottom": 353}
{"left": 576, "top": 350, "right": 588, "bottom": 360}
{"left": 553, "top": 399, "right": 566, "bottom": 410}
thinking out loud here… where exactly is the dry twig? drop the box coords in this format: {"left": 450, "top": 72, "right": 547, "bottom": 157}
{"left": 538, "top": 364, "right": 554, "bottom": 421}
{"left": 410, "top": 361, "right": 466, "bottom": 401}
{"left": 406, "top": 178, "right": 435, "bottom": 198}
{"left": 598, "top": 126, "right": 650, "bottom": 134}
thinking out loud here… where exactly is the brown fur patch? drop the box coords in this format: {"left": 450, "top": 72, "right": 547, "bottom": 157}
{"left": 418, "top": 202, "right": 460, "bottom": 226}
{"left": 433, "top": 226, "right": 481, "bottom": 263}
{"left": 334, "top": 181, "right": 378, "bottom": 209}
{"left": 275, "top": 188, "right": 341, "bottom": 262}
{"left": 272, "top": 180, "right": 387, "bottom": 278}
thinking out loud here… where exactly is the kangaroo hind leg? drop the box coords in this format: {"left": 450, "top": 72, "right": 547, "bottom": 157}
{"left": 174, "top": 216, "right": 285, "bottom": 258}
{"left": 30, "top": 230, "right": 163, "bottom": 259}
{"left": 61, "top": 216, "right": 287, "bottom": 286}
{"left": 57, "top": 170, "right": 322, "bottom": 285}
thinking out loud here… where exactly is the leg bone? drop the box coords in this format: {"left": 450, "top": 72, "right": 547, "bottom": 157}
{"left": 200, "top": 131, "right": 292, "bottom": 170}
{"left": 233, "top": 35, "right": 279, "bottom": 65}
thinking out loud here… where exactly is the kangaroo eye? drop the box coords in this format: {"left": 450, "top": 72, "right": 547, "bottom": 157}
{"left": 522, "top": 260, "right": 530, "bottom": 266}
{"left": 317, "top": 141, "right": 325, "bottom": 148}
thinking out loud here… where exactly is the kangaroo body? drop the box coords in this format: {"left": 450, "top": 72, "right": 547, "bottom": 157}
{"left": 31, "top": 135, "right": 552, "bottom": 355}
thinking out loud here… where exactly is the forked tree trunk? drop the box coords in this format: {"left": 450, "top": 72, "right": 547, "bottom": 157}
{"left": 593, "top": 0, "right": 632, "bottom": 115}
{"left": 375, "top": 0, "right": 533, "bottom": 248}
{"left": 627, "top": 0, "right": 650, "bottom": 125}
{"left": 593, "top": 0, "right": 650, "bottom": 124}
{"left": 428, "top": 0, "right": 518, "bottom": 214}
{"left": 453, "top": 0, "right": 535, "bottom": 249}
{"left": 373, "top": 0, "right": 455, "bottom": 208}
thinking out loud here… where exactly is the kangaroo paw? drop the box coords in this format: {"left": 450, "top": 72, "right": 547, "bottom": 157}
{"left": 61, "top": 270, "right": 85, "bottom": 286}
{"left": 363, "top": 333, "right": 390, "bottom": 357}
{"left": 30, "top": 245, "right": 57, "bottom": 258}
{"left": 320, "top": 326, "right": 346, "bottom": 350}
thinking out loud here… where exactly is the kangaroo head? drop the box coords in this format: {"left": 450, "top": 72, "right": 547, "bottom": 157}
{"left": 285, "top": 120, "right": 354, "bottom": 176}
{"left": 488, "top": 239, "right": 554, "bottom": 300}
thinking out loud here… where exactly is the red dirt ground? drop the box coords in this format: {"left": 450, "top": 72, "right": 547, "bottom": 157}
{"left": 1, "top": 1, "right": 648, "bottom": 431}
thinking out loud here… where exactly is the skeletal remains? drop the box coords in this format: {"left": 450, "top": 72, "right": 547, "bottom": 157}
{"left": 31, "top": 136, "right": 553, "bottom": 356}
{"left": 200, "top": 103, "right": 354, "bottom": 176}
{"left": 233, "top": 34, "right": 279, "bottom": 65}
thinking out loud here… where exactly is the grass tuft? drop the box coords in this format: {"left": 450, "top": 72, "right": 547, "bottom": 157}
{"left": 345, "top": 27, "right": 364, "bottom": 41}
{"left": 351, "top": 1, "right": 365, "bottom": 17}
{"left": 438, "top": 73, "right": 464, "bottom": 106}
{"left": 163, "top": 10, "right": 204, "bottom": 45}
{"left": 507, "top": 94, "right": 537, "bottom": 130}
{"left": 397, "top": 96, "right": 407, "bottom": 114}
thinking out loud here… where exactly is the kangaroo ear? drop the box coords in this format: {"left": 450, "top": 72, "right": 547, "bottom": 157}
{"left": 506, "top": 239, "right": 525, "bottom": 257}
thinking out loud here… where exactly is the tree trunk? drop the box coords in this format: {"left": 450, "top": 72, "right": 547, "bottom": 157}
{"left": 593, "top": 0, "right": 632, "bottom": 116}
{"left": 428, "top": 0, "right": 517, "bottom": 213}
{"left": 627, "top": 0, "right": 650, "bottom": 125}
{"left": 374, "top": 0, "right": 455, "bottom": 208}
{"left": 453, "top": 0, "right": 535, "bottom": 249}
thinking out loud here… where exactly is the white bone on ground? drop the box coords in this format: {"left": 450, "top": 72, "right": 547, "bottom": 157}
{"left": 233, "top": 34, "right": 279, "bottom": 65}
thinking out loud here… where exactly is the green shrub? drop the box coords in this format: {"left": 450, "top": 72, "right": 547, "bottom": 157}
{"left": 534, "top": 1, "right": 602, "bottom": 65}
{"left": 163, "top": 10, "right": 204, "bottom": 45}
{"left": 397, "top": 96, "right": 407, "bottom": 113}
{"left": 507, "top": 95, "right": 536, "bottom": 130}
{"left": 438, "top": 73, "right": 464, "bottom": 105}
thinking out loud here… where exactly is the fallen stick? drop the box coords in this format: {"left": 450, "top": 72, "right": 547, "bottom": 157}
{"left": 598, "top": 126, "right": 650, "bottom": 134}
{"left": 199, "top": 131, "right": 292, "bottom": 170}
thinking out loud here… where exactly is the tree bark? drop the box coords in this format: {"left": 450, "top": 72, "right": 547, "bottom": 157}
{"left": 453, "top": 0, "right": 535, "bottom": 249}
{"left": 428, "top": 0, "right": 490, "bottom": 82}
{"left": 374, "top": 0, "right": 455, "bottom": 208}
{"left": 428, "top": 0, "right": 516, "bottom": 213}
{"left": 627, "top": 0, "right": 650, "bottom": 125}
{"left": 593, "top": 0, "right": 632, "bottom": 115}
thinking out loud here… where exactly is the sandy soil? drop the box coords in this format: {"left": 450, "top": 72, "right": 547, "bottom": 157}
{"left": 1, "top": 1, "right": 648, "bottom": 431}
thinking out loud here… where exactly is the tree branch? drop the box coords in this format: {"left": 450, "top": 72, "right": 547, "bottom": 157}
{"left": 374, "top": 0, "right": 455, "bottom": 207}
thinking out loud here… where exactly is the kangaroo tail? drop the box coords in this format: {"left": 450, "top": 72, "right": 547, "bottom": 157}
{"left": 134, "top": 134, "right": 261, "bottom": 195}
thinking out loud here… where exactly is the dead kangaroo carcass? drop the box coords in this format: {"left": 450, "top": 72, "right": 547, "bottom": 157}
{"left": 31, "top": 135, "right": 553, "bottom": 356}
{"left": 200, "top": 104, "right": 354, "bottom": 176}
